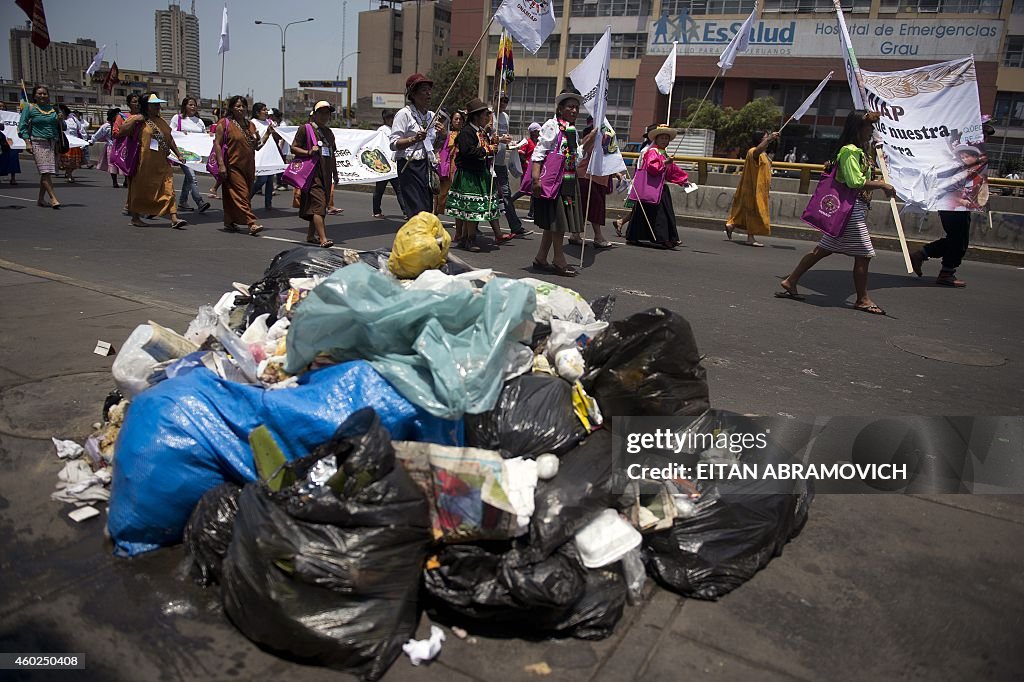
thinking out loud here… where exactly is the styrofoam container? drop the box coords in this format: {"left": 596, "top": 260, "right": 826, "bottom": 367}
{"left": 574, "top": 509, "right": 642, "bottom": 568}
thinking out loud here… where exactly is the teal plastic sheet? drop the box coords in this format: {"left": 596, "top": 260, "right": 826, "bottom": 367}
{"left": 285, "top": 263, "right": 536, "bottom": 420}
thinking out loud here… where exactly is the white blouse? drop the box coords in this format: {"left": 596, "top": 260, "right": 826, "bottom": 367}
{"left": 389, "top": 105, "right": 437, "bottom": 161}
{"left": 170, "top": 114, "right": 207, "bottom": 134}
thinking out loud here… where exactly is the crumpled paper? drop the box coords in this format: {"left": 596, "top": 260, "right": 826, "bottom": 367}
{"left": 402, "top": 625, "right": 445, "bottom": 666}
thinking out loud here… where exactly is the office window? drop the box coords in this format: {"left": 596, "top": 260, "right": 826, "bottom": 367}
{"left": 763, "top": 0, "right": 869, "bottom": 12}
{"left": 569, "top": 0, "right": 652, "bottom": 17}
{"left": 874, "top": 0, "right": 1000, "bottom": 11}
{"left": 488, "top": 34, "right": 560, "bottom": 59}
{"left": 995, "top": 92, "right": 1024, "bottom": 127}
{"left": 492, "top": 0, "right": 564, "bottom": 16}
{"left": 662, "top": 0, "right": 756, "bottom": 15}
{"left": 1006, "top": 36, "right": 1024, "bottom": 68}
{"left": 567, "top": 33, "right": 646, "bottom": 59}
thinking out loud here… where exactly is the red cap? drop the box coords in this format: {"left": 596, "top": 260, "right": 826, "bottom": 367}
{"left": 405, "top": 73, "right": 434, "bottom": 94}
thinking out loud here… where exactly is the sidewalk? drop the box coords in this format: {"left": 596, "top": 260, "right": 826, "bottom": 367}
{"left": 1, "top": 264, "right": 1022, "bottom": 681}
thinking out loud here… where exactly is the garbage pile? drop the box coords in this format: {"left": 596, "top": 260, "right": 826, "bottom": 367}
{"left": 49, "top": 218, "right": 812, "bottom": 681}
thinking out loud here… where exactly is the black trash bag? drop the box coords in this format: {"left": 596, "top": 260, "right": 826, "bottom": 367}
{"left": 183, "top": 482, "right": 242, "bottom": 586}
{"left": 643, "top": 415, "right": 814, "bottom": 601}
{"left": 221, "top": 409, "right": 431, "bottom": 681}
{"left": 464, "top": 375, "right": 588, "bottom": 457}
{"left": 101, "top": 389, "right": 125, "bottom": 421}
{"left": 530, "top": 429, "right": 615, "bottom": 559}
{"left": 588, "top": 294, "right": 616, "bottom": 322}
{"left": 422, "top": 540, "right": 626, "bottom": 640}
{"left": 582, "top": 308, "right": 710, "bottom": 417}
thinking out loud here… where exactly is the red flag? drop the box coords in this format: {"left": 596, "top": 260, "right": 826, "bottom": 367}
{"left": 102, "top": 63, "right": 120, "bottom": 95}
{"left": 16, "top": 0, "right": 50, "bottom": 50}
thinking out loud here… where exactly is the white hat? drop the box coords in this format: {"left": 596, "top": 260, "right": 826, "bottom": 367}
{"left": 311, "top": 100, "right": 334, "bottom": 115}
{"left": 146, "top": 94, "right": 167, "bottom": 104}
{"left": 528, "top": 122, "right": 542, "bottom": 133}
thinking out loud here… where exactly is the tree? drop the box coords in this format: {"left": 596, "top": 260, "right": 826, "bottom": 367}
{"left": 428, "top": 56, "right": 479, "bottom": 112}
{"left": 672, "top": 96, "right": 783, "bottom": 155}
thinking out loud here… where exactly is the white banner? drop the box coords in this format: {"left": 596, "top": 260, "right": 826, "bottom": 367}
{"left": 175, "top": 125, "right": 398, "bottom": 184}
{"left": 495, "top": 0, "right": 556, "bottom": 55}
{"left": 717, "top": 4, "right": 758, "bottom": 73}
{"left": 1, "top": 111, "right": 89, "bottom": 150}
{"left": 655, "top": 42, "right": 676, "bottom": 95}
{"left": 569, "top": 28, "right": 611, "bottom": 176}
{"left": 861, "top": 57, "right": 987, "bottom": 212}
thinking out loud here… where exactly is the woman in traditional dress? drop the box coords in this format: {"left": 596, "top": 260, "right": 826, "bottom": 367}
{"left": 112, "top": 93, "right": 142, "bottom": 209}
{"left": 213, "top": 95, "right": 280, "bottom": 235}
{"left": 90, "top": 108, "right": 121, "bottom": 188}
{"left": 290, "top": 101, "right": 339, "bottom": 248}
{"left": 447, "top": 98, "right": 511, "bottom": 251}
{"left": 776, "top": 111, "right": 895, "bottom": 316}
{"left": 18, "top": 84, "right": 63, "bottom": 208}
{"left": 58, "top": 104, "right": 85, "bottom": 183}
{"left": 612, "top": 123, "right": 659, "bottom": 236}
{"left": 530, "top": 91, "right": 586, "bottom": 277}
{"left": 625, "top": 126, "right": 689, "bottom": 250}
{"left": 169, "top": 96, "right": 211, "bottom": 213}
{"left": 390, "top": 73, "right": 444, "bottom": 217}
{"left": 434, "top": 109, "right": 463, "bottom": 217}
{"left": 119, "top": 92, "right": 187, "bottom": 228}
{"left": 725, "top": 130, "right": 781, "bottom": 247}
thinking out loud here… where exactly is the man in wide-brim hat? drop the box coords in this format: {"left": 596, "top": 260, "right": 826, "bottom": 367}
{"left": 389, "top": 72, "right": 442, "bottom": 216}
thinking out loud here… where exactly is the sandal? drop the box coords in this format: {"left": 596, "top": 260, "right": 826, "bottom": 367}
{"left": 550, "top": 263, "right": 579, "bottom": 278}
{"left": 854, "top": 303, "right": 886, "bottom": 316}
{"left": 131, "top": 219, "right": 149, "bottom": 227}
{"left": 171, "top": 219, "right": 188, "bottom": 229}
{"left": 567, "top": 237, "right": 584, "bottom": 246}
{"left": 594, "top": 241, "right": 614, "bottom": 249}
{"left": 319, "top": 240, "right": 334, "bottom": 248}
{"left": 248, "top": 224, "right": 264, "bottom": 236}
{"left": 496, "top": 233, "right": 515, "bottom": 243}
{"left": 725, "top": 224, "right": 734, "bottom": 240}
{"left": 613, "top": 218, "right": 625, "bottom": 237}
{"left": 327, "top": 208, "right": 344, "bottom": 215}
{"left": 745, "top": 240, "right": 764, "bottom": 247}
{"left": 773, "top": 285, "right": 805, "bottom": 301}
{"left": 532, "top": 259, "right": 554, "bottom": 272}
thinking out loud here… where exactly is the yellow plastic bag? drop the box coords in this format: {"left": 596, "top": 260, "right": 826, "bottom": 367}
{"left": 387, "top": 211, "right": 452, "bottom": 279}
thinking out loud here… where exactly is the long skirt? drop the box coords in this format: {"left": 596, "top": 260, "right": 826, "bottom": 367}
{"left": 30, "top": 138, "right": 56, "bottom": 174}
{"left": 223, "top": 165, "right": 257, "bottom": 226}
{"left": 299, "top": 158, "right": 334, "bottom": 221}
{"left": 447, "top": 168, "right": 501, "bottom": 222}
{"left": 399, "top": 158, "right": 433, "bottom": 217}
{"left": 0, "top": 149, "right": 20, "bottom": 175}
{"left": 127, "top": 149, "right": 175, "bottom": 217}
{"left": 818, "top": 199, "right": 875, "bottom": 257}
{"left": 533, "top": 177, "right": 583, "bottom": 235}
{"left": 626, "top": 187, "right": 679, "bottom": 247}
{"left": 581, "top": 177, "right": 609, "bottom": 225}
{"left": 98, "top": 143, "right": 119, "bottom": 175}
{"left": 60, "top": 148, "right": 83, "bottom": 171}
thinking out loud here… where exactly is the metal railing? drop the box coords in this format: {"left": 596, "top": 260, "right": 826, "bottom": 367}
{"left": 621, "top": 152, "right": 1024, "bottom": 195}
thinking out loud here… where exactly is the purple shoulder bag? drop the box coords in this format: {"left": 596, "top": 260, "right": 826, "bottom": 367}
{"left": 627, "top": 152, "right": 666, "bottom": 204}
{"left": 282, "top": 124, "right": 320, "bottom": 192}
{"left": 801, "top": 165, "right": 858, "bottom": 238}
{"left": 519, "top": 131, "right": 566, "bottom": 199}
{"left": 110, "top": 119, "right": 141, "bottom": 177}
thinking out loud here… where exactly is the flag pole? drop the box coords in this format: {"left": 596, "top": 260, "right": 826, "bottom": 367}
{"left": 665, "top": 42, "right": 677, "bottom": 126}
{"left": 434, "top": 12, "right": 496, "bottom": 118}
{"left": 488, "top": 43, "right": 506, "bottom": 233}
{"left": 219, "top": 52, "right": 225, "bottom": 115}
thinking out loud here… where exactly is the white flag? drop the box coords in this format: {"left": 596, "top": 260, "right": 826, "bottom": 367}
{"left": 835, "top": 2, "right": 864, "bottom": 109}
{"left": 494, "top": 0, "right": 555, "bottom": 55}
{"left": 655, "top": 42, "right": 676, "bottom": 96}
{"left": 788, "top": 71, "right": 833, "bottom": 123}
{"left": 717, "top": 4, "right": 757, "bottom": 73}
{"left": 568, "top": 27, "right": 611, "bottom": 176}
{"left": 86, "top": 45, "right": 106, "bottom": 78}
{"left": 218, "top": 4, "right": 230, "bottom": 55}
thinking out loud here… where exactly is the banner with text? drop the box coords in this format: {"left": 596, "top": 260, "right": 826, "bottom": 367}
{"left": 173, "top": 126, "right": 397, "bottom": 184}
{"left": 861, "top": 57, "right": 987, "bottom": 212}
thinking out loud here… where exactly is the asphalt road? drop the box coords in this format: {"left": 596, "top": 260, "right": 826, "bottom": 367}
{"left": 2, "top": 166, "right": 1020, "bottom": 417}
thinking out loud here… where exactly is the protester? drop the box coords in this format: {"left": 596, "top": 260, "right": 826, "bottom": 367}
{"left": 578, "top": 119, "right": 618, "bottom": 249}
{"left": 373, "top": 109, "right": 408, "bottom": 218}
{"left": 169, "top": 97, "right": 211, "bottom": 213}
{"left": 249, "top": 102, "right": 276, "bottom": 212}
{"left": 112, "top": 93, "right": 142, "bottom": 211}
{"left": 58, "top": 105, "right": 85, "bottom": 182}
{"left": 509, "top": 121, "right": 540, "bottom": 219}
{"left": 118, "top": 93, "right": 187, "bottom": 228}
{"left": 0, "top": 103, "right": 21, "bottom": 185}
{"left": 447, "top": 98, "right": 511, "bottom": 252}
{"left": 776, "top": 110, "right": 895, "bottom": 315}
{"left": 784, "top": 148, "right": 797, "bottom": 163}
{"left": 725, "top": 131, "right": 781, "bottom": 247}
{"left": 434, "top": 109, "right": 463, "bottom": 216}
{"left": 909, "top": 120, "right": 995, "bottom": 288}
{"left": 493, "top": 93, "right": 525, "bottom": 236}
{"left": 215, "top": 95, "right": 280, "bottom": 235}
{"left": 613, "top": 123, "right": 659, "bottom": 236}
{"left": 290, "top": 101, "right": 339, "bottom": 248}
{"left": 89, "top": 108, "right": 121, "bottom": 188}
{"left": 390, "top": 73, "right": 444, "bottom": 217}
{"left": 626, "top": 125, "right": 688, "bottom": 250}
{"left": 18, "top": 84, "right": 63, "bottom": 208}
{"left": 530, "top": 91, "right": 585, "bottom": 277}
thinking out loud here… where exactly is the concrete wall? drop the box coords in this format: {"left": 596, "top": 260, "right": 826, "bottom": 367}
{"left": 671, "top": 184, "right": 1024, "bottom": 252}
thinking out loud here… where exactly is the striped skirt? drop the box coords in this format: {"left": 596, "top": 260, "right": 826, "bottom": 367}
{"left": 818, "top": 199, "right": 875, "bottom": 257}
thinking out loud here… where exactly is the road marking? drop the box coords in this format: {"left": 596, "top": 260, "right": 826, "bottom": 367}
{"left": 0, "top": 194, "right": 35, "bottom": 203}
{"left": 258, "top": 234, "right": 341, "bottom": 250}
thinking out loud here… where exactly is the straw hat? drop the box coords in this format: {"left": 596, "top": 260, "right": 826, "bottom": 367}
{"left": 649, "top": 125, "right": 678, "bottom": 143}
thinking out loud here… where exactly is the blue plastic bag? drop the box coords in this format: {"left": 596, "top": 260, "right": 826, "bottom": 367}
{"left": 108, "top": 361, "right": 462, "bottom": 556}
{"left": 285, "top": 263, "right": 536, "bottom": 420}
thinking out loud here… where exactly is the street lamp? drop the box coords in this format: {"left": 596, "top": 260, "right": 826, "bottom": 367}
{"left": 254, "top": 17, "right": 315, "bottom": 118}
{"left": 336, "top": 50, "right": 360, "bottom": 124}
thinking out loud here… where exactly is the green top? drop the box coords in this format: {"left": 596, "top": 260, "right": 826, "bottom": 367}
{"left": 18, "top": 104, "right": 61, "bottom": 141}
{"left": 836, "top": 144, "right": 867, "bottom": 189}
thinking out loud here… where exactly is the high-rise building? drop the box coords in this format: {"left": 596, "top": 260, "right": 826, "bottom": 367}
{"left": 155, "top": 2, "right": 201, "bottom": 97}
{"left": 9, "top": 24, "right": 99, "bottom": 86}
{"left": 356, "top": 1, "right": 453, "bottom": 116}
